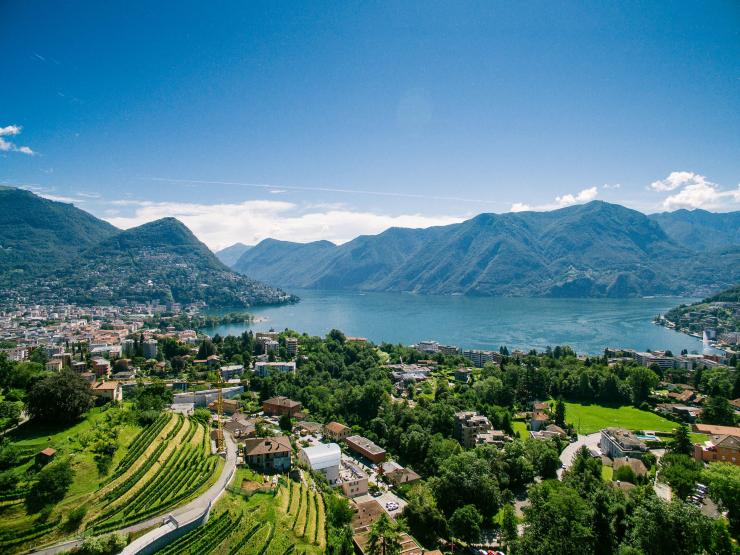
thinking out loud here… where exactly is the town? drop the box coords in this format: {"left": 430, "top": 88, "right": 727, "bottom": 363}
{"left": 0, "top": 301, "right": 738, "bottom": 555}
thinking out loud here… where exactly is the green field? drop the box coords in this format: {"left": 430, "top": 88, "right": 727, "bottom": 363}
{"left": 512, "top": 421, "right": 528, "bottom": 439}
{"left": 564, "top": 402, "right": 678, "bottom": 435}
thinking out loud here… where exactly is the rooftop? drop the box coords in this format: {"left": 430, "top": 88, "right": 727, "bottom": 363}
{"left": 346, "top": 435, "right": 385, "bottom": 455}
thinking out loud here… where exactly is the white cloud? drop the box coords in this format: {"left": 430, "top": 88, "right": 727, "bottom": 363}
{"left": 650, "top": 171, "right": 706, "bottom": 192}
{"left": 510, "top": 187, "right": 598, "bottom": 212}
{"left": 104, "top": 199, "right": 464, "bottom": 251}
{"left": 555, "top": 186, "right": 598, "bottom": 207}
{"left": 602, "top": 183, "right": 621, "bottom": 189}
{"left": 0, "top": 124, "right": 35, "bottom": 155}
{"left": 663, "top": 181, "right": 740, "bottom": 211}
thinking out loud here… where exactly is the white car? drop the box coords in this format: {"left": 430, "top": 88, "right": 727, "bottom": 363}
{"left": 385, "top": 502, "right": 399, "bottom": 511}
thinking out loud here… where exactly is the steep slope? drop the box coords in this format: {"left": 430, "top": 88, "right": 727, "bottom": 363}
{"left": 0, "top": 186, "right": 118, "bottom": 279}
{"left": 649, "top": 209, "right": 740, "bottom": 251}
{"left": 215, "top": 242, "right": 251, "bottom": 267}
{"left": 0, "top": 188, "right": 294, "bottom": 307}
{"left": 49, "top": 218, "right": 295, "bottom": 307}
{"left": 233, "top": 201, "right": 740, "bottom": 297}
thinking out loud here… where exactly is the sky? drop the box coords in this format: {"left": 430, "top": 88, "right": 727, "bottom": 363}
{"left": 1, "top": 1, "right": 739, "bottom": 250}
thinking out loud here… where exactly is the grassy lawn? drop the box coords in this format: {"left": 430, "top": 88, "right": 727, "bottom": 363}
{"left": 512, "top": 421, "right": 528, "bottom": 439}
{"left": 564, "top": 402, "right": 678, "bottom": 435}
{"left": 601, "top": 465, "right": 613, "bottom": 481}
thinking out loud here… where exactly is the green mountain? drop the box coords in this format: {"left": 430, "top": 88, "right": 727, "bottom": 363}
{"left": 233, "top": 201, "right": 740, "bottom": 298}
{"left": 0, "top": 186, "right": 118, "bottom": 278}
{"left": 0, "top": 188, "right": 293, "bottom": 307}
{"left": 214, "top": 242, "right": 251, "bottom": 267}
{"left": 649, "top": 209, "right": 740, "bottom": 251}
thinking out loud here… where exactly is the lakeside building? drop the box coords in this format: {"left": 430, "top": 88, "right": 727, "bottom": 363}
{"left": 346, "top": 435, "right": 386, "bottom": 463}
{"left": 254, "top": 361, "right": 296, "bottom": 377}
{"left": 600, "top": 428, "right": 648, "bottom": 459}
{"left": 298, "top": 443, "right": 341, "bottom": 484}
{"left": 461, "top": 348, "right": 501, "bottom": 367}
{"left": 285, "top": 337, "right": 298, "bottom": 356}
{"left": 415, "top": 340, "right": 439, "bottom": 353}
{"left": 243, "top": 436, "right": 291, "bottom": 472}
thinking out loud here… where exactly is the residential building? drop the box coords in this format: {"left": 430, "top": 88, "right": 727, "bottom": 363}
{"left": 91, "top": 357, "right": 111, "bottom": 378}
{"left": 439, "top": 344, "right": 460, "bottom": 356}
{"left": 243, "top": 436, "right": 292, "bottom": 472}
{"left": 475, "top": 429, "right": 511, "bottom": 447}
{"left": 324, "top": 421, "right": 351, "bottom": 441}
{"left": 46, "top": 359, "right": 64, "bottom": 372}
{"left": 531, "top": 411, "right": 549, "bottom": 432}
{"left": 262, "top": 396, "right": 302, "bottom": 417}
{"left": 298, "top": 443, "right": 341, "bottom": 484}
{"left": 90, "top": 381, "right": 123, "bottom": 402}
{"left": 600, "top": 428, "right": 648, "bottom": 459}
{"left": 263, "top": 339, "right": 280, "bottom": 353}
{"left": 122, "top": 338, "right": 135, "bottom": 357}
{"left": 285, "top": 337, "right": 298, "bottom": 356}
{"left": 208, "top": 398, "right": 240, "bottom": 415}
{"left": 613, "top": 457, "right": 648, "bottom": 477}
{"left": 295, "top": 421, "right": 322, "bottom": 435}
{"left": 142, "top": 339, "right": 158, "bottom": 359}
{"left": 220, "top": 364, "right": 244, "bottom": 380}
{"left": 224, "top": 415, "right": 257, "bottom": 438}
{"left": 254, "top": 361, "right": 296, "bottom": 377}
{"left": 454, "top": 411, "right": 492, "bottom": 448}
{"left": 416, "top": 340, "right": 439, "bottom": 353}
{"left": 338, "top": 459, "right": 368, "bottom": 498}
{"left": 346, "top": 435, "right": 386, "bottom": 463}
{"left": 462, "top": 349, "right": 500, "bottom": 367}
{"left": 694, "top": 434, "right": 740, "bottom": 465}
{"left": 351, "top": 500, "right": 424, "bottom": 555}
{"left": 454, "top": 368, "right": 473, "bottom": 382}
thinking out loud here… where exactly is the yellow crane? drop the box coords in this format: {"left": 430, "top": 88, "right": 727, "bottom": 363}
{"left": 216, "top": 367, "right": 225, "bottom": 452}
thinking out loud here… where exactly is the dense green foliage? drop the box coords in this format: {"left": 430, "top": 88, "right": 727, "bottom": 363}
{"left": 26, "top": 369, "right": 95, "bottom": 423}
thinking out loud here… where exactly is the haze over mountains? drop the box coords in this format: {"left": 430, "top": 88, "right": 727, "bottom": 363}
{"left": 0, "top": 187, "right": 293, "bottom": 307}
{"left": 228, "top": 201, "right": 740, "bottom": 298}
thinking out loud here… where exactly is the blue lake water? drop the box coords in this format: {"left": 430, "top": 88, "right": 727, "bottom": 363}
{"left": 204, "top": 290, "right": 710, "bottom": 356}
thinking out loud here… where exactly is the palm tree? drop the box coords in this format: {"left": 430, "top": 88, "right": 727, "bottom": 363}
{"left": 367, "top": 513, "right": 402, "bottom": 555}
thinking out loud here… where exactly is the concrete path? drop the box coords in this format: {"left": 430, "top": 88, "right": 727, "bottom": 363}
{"left": 557, "top": 432, "right": 602, "bottom": 479}
{"left": 30, "top": 432, "right": 238, "bottom": 555}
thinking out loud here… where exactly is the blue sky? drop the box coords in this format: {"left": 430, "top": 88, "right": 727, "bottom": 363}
{"left": 1, "top": 1, "right": 739, "bottom": 249}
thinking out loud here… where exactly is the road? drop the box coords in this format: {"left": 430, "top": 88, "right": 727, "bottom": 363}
{"left": 558, "top": 432, "right": 602, "bottom": 479}
{"left": 30, "top": 432, "right": 238, "bottom": 555}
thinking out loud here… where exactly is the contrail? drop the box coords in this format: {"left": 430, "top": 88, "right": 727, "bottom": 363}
{"left": 148, "top": 177, "right": 507, "bottom": 206}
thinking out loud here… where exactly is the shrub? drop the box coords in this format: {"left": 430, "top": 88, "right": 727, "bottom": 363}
{"left": 25, "top": 459, "right": 75, "bottom": 512}
{"left": 76, "top": 533, "right": 126, "bottom": 555}
{"left": 64, "top": 505, "right": 87, "bottom": 531}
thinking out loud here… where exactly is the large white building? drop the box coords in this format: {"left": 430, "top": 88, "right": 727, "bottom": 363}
{"left": 254, "top": 361, "right": 296, "bottom": 377}
{"left": 298, "top": 443, "right": 341, "bottom": 484}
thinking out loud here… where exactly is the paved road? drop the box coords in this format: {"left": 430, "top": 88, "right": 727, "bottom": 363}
{"left": 558, "top": 432, "right": 601, "bottom": 479}
{"left": 31, "top": 433, "right": 238, "bottom": 555}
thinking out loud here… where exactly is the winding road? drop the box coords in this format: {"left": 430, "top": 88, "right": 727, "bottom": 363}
{"left": 30, "top": 432, "right": 237, "bottom": 555}
{"left": 557, "top": 432, "right": 602, "bottom": 479}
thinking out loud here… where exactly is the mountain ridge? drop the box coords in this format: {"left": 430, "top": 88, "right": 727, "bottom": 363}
{"left": 0, "top": 189, "right": 294, "bottom": 307}
{"left": 232, "top": 201, "right": 739, "bottom": 298}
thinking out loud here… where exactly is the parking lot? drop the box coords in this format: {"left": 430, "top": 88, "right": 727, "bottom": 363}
{"left": 353, "top": 490, "right": 407, "bottom": 518}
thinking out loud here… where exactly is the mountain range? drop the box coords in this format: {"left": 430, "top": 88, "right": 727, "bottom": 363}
{"left": 229, "top": 201, "right": 740, "bottom": 298}
{"left": 0, "top": 187, "right": 293, "bottom": 307}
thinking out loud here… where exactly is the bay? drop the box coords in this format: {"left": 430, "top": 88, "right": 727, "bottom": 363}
{"left": 203, "top": 290, "right": 710, "bottom": 356}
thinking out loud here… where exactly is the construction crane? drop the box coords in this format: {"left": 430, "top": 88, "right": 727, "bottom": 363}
{"left": 216, "top": 367, "right": 225, "bottom": 452}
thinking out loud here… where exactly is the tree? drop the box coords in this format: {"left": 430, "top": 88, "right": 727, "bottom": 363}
{"left": 622, "top": 496, "right": 711, "bottom": 555}
{"left": 27, "top": 370, "right": 95, "bottom": 423}
{"left": 499, "top": 503, "right": 518, "bottom": 553}
{"left": 279, "top": 413, "right": 292, "bottom": 432}
{"left": 197, "top": 339, "right": 216, "bottom": 359}
{"left": 660, "top": 453, "right": 701, "bottom": 500}
{"left": 367, "top": 513, "right": 401, "bottom": 555}
{"left": 449, "top": 504, "right": 482, "bottom": 544}
{"left": 702, "top": 463, "right": 740, "bottom": 535}
{"left": 132, "top": 382, "right": 173, "bottom": 413}
{"left": 26, "top": 459, "right": 75, "bottom": 512}
{"left": 627, "top": 366, "right": 659, "bottom": 405}
{"left": 701, "top": 396, "right": 735, "bottom": 425}
{"left": 554, "top": 398, "right": 566, "bottom": 428}
{"left": 614, "top": 464, "right": 637, "bottom": 484}
{"left": 401, "top": 484, "right": 447, "bottom": 548}
{"left": 0, "top": 400, "right": 21, "bottom": 430}
{"left": 668, "top": 423, "right": 693, "bottom": 456}
{"left": 516, "top": 481, "right": 594, "bottom": 555}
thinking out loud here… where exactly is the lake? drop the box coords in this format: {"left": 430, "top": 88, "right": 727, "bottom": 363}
{"left": 203, "top": 290, "right": 710, "bottom": 355}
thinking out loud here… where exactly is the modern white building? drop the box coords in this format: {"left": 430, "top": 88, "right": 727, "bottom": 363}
{"left": 298, "top": 443, "right": 341, "bottom": 484}
{"left": 254, "top": 361, "right": 296, "bottom": 377}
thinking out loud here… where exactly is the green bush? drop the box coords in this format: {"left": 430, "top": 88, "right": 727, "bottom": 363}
{"left": 25, "top": 459, "right": 74, "bottom": 513}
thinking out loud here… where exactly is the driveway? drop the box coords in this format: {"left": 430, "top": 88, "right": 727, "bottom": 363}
{"left": 31, "top": 431, "right": 238, "bottom": 555}
{"left": 558, "top": 432, "right": 601, "bottom": 479}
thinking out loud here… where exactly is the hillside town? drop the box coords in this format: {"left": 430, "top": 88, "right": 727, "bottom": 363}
{"left": 1, "top": 299, "right": 738, "bottom": 554}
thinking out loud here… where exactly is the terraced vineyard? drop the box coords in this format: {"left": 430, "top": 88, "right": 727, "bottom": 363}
{"left": 88, "top": 414, "right": 221, "bottom": 533}
{"left": 154, "top": 472, "right": 324, "bottom": 555}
